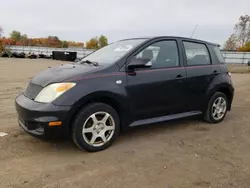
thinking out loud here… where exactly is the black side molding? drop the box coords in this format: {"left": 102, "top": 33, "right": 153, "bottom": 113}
{"left": 129, "top": 111, "right": 202, "bottom": 127}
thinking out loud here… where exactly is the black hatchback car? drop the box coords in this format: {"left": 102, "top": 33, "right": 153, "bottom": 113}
{"left": 15, "top": 36, "right": 234, "bottom": 152}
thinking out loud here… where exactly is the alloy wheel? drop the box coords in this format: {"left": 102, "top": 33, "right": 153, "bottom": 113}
{"left": 212, "top": 97, "right": 227, "bottom": 121}
{"left": 82, "top": 112, "right": 115, "bottom": 147}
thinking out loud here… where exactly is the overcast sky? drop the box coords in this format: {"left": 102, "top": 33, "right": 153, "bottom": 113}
{"left": 0, "top": 0, "right": 249, "bottom": 45}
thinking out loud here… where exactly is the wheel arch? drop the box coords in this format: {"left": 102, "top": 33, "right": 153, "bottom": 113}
{"left": 69, "top": 91, "right": 129, "bottom": 132}
{"left": 206, "top": 84, "right": 234, "bottom": 111}
{"left": 216, "top": 87, "right": 233, "bottom": 110}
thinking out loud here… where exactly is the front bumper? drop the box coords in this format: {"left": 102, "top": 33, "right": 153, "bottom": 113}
{"left": 15, "top": 94, "right": 72, "bottom": 138}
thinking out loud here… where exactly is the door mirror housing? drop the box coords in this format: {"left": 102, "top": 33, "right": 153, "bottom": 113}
{"left": 127, "top": 57, "right": 152, "bottom": 70}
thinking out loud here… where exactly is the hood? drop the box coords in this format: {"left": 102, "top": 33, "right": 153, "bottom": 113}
{"left": 31, "top": 63, "right": 100, "bottom": 87}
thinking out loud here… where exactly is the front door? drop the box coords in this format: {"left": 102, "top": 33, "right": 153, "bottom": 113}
{"left": 125, "top": 40, "right": 188, "bottom": 121}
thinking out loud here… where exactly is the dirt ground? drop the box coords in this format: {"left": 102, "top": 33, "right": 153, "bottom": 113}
{"left": 1, "top": 58, "right": 250, "bottom": 188}
{"left": 228, "top": 64, "right": 250, "bottom": 73}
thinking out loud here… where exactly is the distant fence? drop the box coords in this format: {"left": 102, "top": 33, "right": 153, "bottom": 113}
{"left": 4, "top": 45, "right": 250, "bottom": 64}
{"left": 5, "top": 45, "right": 93, "bottom": 58}
{"left": 221, "top": 51, "right": 250, "bottom": 64}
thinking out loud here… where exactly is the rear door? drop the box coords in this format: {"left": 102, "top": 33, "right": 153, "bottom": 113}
{"left": 125, "top": 39, "right": 188, "bottom": 121}
{"left": 182, "top": 41, "right": 220, "bottom": 111}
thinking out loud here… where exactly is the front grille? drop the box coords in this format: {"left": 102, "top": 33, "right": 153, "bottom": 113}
{"left": 23, "top": 82, "right": 43, "bottom": 100}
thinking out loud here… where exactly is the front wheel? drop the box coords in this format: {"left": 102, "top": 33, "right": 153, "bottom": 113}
{"left": 72, "top": 103, "right": 120, "bottom": 152}
{"left": 204, "top": 92, "right": 228, "bottom": 123}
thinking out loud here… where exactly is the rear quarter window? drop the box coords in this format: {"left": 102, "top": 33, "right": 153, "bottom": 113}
{"left": 213, "top": 46, "right": 225, "bottom": 63}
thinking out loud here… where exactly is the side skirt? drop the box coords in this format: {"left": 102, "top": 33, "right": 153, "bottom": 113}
{"left": 129, "top": 111, "right": 202, "bottom": 127}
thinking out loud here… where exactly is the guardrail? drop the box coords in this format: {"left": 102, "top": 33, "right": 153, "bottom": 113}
{"left": 221, "top": 51, "right": 250, "bottom": 64}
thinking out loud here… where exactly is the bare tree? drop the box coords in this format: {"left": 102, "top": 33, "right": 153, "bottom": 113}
{"left": 234, "top": 15, "right": 250, "bottom": 46}
{"left": 223, "top": 34, "right": 237, "bottom": 51}
{"left": 0, "top": 26, "right": 4, "bottom": 53}
{"left": 0, "top": 26, "right": 3, "bottom": 37}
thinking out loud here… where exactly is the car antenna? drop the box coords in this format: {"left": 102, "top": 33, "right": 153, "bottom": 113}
{"left": 190, "top": 25, "right": 199, "bottom": 38}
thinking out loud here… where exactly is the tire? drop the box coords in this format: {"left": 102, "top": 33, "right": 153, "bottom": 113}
{"left": 204, "top": 92, "right": 228, "bottom": 123}
{"left": 72, "top": 103, "right": 120, "bottom": 152}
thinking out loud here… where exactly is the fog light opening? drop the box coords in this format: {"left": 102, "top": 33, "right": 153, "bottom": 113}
{"left": 36, "top": 125, "right": 44, "bottom": 133}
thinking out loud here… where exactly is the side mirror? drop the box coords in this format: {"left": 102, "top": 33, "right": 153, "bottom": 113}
{"left": 127, "top": 57, "right": 152, "bottom": 70}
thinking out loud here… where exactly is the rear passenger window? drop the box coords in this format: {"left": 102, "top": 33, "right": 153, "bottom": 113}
{"left": 183, "top": 42, "right": 211, "bottom": 66}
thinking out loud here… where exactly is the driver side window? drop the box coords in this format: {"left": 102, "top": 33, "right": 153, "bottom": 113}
{"left": 135, "top": 40, "right": 179, "bottom": 68}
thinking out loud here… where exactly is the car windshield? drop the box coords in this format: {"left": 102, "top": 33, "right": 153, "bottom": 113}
{"left": 80, "top": 39, "right": 147, "bottom": 65}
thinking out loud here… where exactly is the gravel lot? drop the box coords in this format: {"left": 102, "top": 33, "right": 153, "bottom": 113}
{"left": 1, "top": 58, "right": 250, "bottom": 188}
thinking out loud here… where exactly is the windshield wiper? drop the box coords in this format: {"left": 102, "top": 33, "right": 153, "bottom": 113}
{"left": 80, "top": 60, "right": 99, "bottom": 66}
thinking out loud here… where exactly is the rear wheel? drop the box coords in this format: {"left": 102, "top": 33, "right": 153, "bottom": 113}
{"left": 72, "top": 103, "right": 120, "bottom": 152}
{"left": 204, "top": 92, "right": 228, "bottom": 123}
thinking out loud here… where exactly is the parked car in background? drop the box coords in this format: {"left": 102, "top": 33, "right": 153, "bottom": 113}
{"left": 15, "top": 36, "right": 234, "bottom": 152}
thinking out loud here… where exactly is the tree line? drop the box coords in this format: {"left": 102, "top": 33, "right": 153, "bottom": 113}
{"left": 0, "top": 30, "right": 84, "bottom": 48}
{"left": 0, "top": 26, "right": 3, "bottom": 53}
{"left": 224, "top": 15, "right": 250, "bottom": 51}
{"left": 85, "top": 35, "right": 108, "bottom": 49}
{"left": 0, "top": 28, "right": 108, "bottom": 53}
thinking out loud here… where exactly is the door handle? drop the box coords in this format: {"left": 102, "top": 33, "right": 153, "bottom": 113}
{"left": 213, "top": 70, "right": 219, "bottom": 75}
{"left": 175, "top": 74, "right": 184, "bottom": 80}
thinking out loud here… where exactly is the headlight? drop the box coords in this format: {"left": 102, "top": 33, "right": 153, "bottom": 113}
{"left": 34, "top": 83, "right": 76, "bottom": 103}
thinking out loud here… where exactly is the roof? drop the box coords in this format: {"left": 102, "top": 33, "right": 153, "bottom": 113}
{"left": 119, "top": 36, "right": 219, "bottom": 46}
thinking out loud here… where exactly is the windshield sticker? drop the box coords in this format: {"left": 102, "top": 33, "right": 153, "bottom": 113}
{"left": 114, "top": 45, "right": 133, "bottom": 52}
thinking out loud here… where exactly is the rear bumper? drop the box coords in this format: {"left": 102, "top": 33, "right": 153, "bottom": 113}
{"left": 15, "top": 94, "right": 72, "bottom": 138}
{"left": 228, "top": 86, "right": 235, "bottom": 111}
